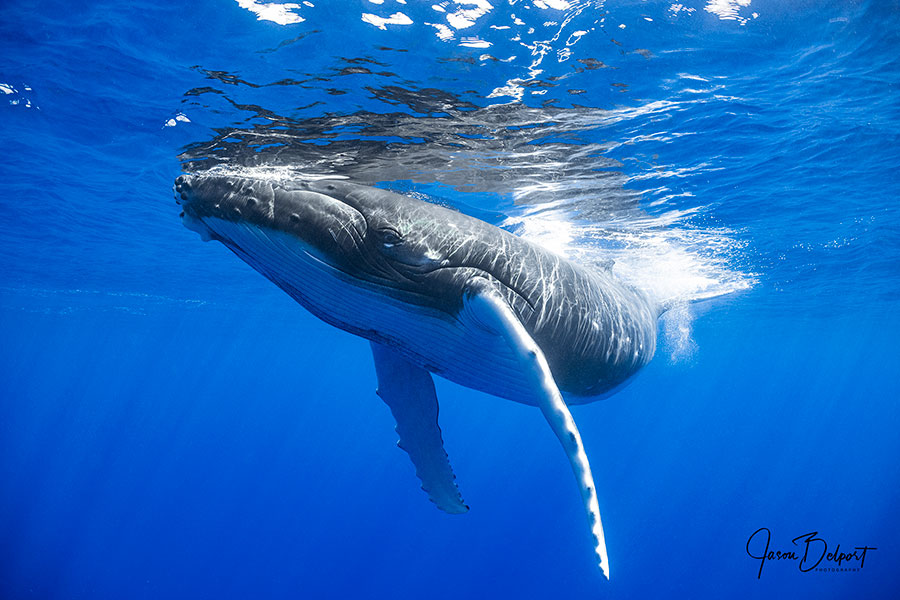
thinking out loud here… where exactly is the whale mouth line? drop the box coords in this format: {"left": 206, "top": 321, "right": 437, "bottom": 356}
{"left": 190, "top": 213, "right": 537, "bottom": 318}
{"left": 196, "top": 215, "right": 444, "bottom": 308}
{"left": 181, "top": 211, "right": 217, "bottom": 242}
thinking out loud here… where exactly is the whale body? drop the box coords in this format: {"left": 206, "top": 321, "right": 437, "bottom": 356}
{"left": 175, "top": 173, "right": 659, "bottom": 578}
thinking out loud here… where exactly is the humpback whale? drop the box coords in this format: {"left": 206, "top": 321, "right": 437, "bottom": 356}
{"left": 174, "top": 173, "right": 659, "bottom": 578}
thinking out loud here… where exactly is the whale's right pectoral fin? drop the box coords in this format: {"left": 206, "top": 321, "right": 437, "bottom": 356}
{"left": 461, "top": 277, "right": 610, "bottom": 579}
{"left": 370, "top": 341, "right": 468, "bottom": 515}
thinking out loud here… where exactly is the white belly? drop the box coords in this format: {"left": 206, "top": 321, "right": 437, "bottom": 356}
{"left": 205, "top": 218, "right": 539, "bottom": 404}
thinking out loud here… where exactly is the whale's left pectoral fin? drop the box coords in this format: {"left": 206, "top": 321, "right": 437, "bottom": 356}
{"left": 370, "top": 341, "right": 468, "bottom": 515}
{"left": 462, "top": 277, "right": 610, "bottom": 579}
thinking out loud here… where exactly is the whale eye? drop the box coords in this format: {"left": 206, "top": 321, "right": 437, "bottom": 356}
{"left": 378, "top": 227, "right": 403, "bottom": 247}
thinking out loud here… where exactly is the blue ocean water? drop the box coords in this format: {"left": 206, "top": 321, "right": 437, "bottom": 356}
{"left": 2, "top": 0, "right": 899, "bottom": 598}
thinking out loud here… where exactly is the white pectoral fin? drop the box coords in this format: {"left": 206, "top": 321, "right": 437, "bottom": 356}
{"left": 463, "top": 277, "right": 610, "bottom": 579}
{"left": 370, "top": 341, "right": 468, "bottom": 515}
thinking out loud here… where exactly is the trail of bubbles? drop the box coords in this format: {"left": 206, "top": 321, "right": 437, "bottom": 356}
{"left": 508, "top": 207, "right": 754, "bottom": 307}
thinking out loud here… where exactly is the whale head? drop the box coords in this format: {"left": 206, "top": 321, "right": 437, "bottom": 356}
{"left": 174, "top": 174, "right": 487, "bottom": 315}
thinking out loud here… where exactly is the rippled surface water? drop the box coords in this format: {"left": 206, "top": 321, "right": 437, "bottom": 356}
{"left": 2, "top": 1, "right": 899, "bottom": 598}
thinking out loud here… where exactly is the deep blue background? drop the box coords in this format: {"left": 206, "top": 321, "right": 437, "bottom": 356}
{"left": 2, "top": 1, "right": 899, "bottom": 598}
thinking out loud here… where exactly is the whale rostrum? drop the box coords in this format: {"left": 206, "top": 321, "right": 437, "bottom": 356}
{"left": 175, "top": 173, "right": 660, "bottom": 579}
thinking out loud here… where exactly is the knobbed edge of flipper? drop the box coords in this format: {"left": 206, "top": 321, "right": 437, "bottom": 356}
{"left": 461, "top": 277, "right": 610, "bottom": 579}
{"left": 370, "top": 341, "right": 469, "bottom": 515}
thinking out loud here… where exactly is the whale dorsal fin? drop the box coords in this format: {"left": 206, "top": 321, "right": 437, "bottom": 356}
{"left": 461, "top": 277, "right": 611, "bottom": 579}
{"left": 370, "top": 341, "right": 468, "bottom": 515}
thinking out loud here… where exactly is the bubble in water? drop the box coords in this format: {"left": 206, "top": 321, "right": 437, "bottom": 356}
{"left": 660, "top": 300, "right": 697, "bottom": 362}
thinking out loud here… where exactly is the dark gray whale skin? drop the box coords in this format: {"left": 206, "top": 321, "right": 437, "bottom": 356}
{"left": 175, "top": 174, "right": 659, "bottom": 402}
